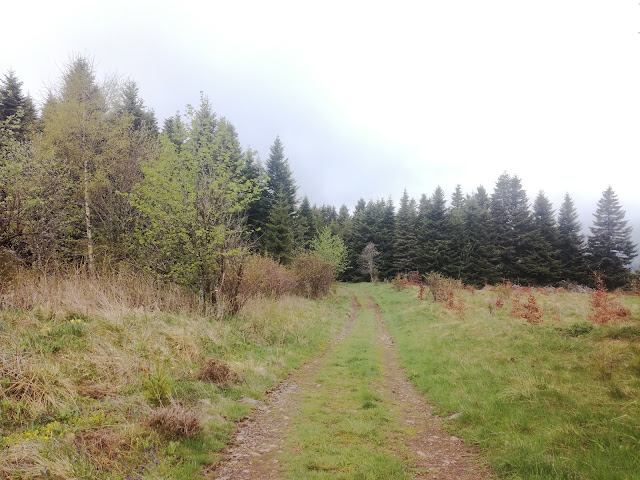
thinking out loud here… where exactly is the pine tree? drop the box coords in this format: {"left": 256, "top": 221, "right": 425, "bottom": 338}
{"left": 489, "top": 173, "right": 536, "bottom": 283}
{"left": 344, "top": 198, "right": 370, "bottom": 281}
{"left": 162, "top": 112, "right": 187, "bottom": 150}
{"left": 420, "top": 186, "right": 447, "bottom": 274}
{"left": 393, "top": 190, "right": 418, "bottom": 274}
{"left": 587, "top": 187, "right": 637, "bottom": 288}
{"left": 450, "top": 184, "right": 465, "bottom": 210}
{"left": 460, "top": 188, "right": 494, "bottom": 285}
{"left": 265, "top": 136, "right": 297, "bottom": 214}
{"left": 528, "top": 191, "right": 562, "bottom": 285}
{"left": 557, "top": 193, "right": 588, "bottom": 284}
{"left": 378, "top": 197, "right": 396, "bottom": 279}
{"left": 294, "top": 195, "right": 316, "bottom": 250}
{"left": 442, "top": 187, "right": 466, "bottom": 279}
{"left": 263, "top": 190, "right": 294, "bottom": 263}
{"left": 0, "top": 70, "right": 37, "bottom": 143}
{"left": 117, "top": 80, "right": 157, "bottom": 134}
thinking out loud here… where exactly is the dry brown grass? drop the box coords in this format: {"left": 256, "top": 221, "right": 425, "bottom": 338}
{"left": 148, "top": 405, "right": 202, "bottom": 438}
{"left": 197, "top": 358, "right": 238, "bottom": 387}
{"left": 0, "top": 267, "right": 198, "bottom": 315}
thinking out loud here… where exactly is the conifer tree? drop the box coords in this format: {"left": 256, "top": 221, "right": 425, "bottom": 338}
{"left": 392, "top": 190, "right": 418, "bottom": 273}
{"left": 442, "top": 187, "right": 466, "bottom": 279}
{"left": 0, "top": 70, "right": 37, "bottom": 144}
{"left": 294, "top": 195, "right": 316, "bottom": 250}
{"left": 117, "top": 80, "right": 157, "bottom": 134}
{"left": 265, "top": 136, "right": 297, "bottom": 214}
{"left": 528, "top": 191, "right": 562, "bottom": 284}
{"left": 557, "top": 193, "right": 588, "bottom": 283}
{"left": 587, "top": 187, "right": 637, "bottom": 288}
{"left": 489, "top": 173, "right": 536, "bottom": 283}
{"left": 264, "top": 190, "right": 295, "bottom": 264}
{"left": 420, "top": 186, "right": 447, "bottom": 273}
{"left": 344, "top": 198, "right": 370, "bottom": 281}
{"left": 163, "top": 112, "right": 187, "bottom": 150}
{"left": 415, "top": 193, "right": 431, "bottom": 273}
{"left": 460, "top": 187, "right": 494, "bottom": 285}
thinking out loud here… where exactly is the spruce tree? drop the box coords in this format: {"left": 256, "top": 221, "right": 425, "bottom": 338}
{"left": 587, "top": 187, "right": 637, "bottom": 288}
{"left": 528, "top": 191, "right": 562, "bottom": 285}
{"left": 415, "top": 193, "right": 431, "bottom": 273}
{"left": 489, "top": 173, "right": 536, "bottom": 283}
{"left": 557, "top": 193, "right": 588, "bottom": 283}
{"left": 117, "top": 80, "right": 157, "bottom": 134}
{"left": 263, "top": 190, "right": 295, "bottom": 264}
{"left": 421, "top": 186, "right": 447, "bottom": 273}
{"left": 460, "top": 188, "right": 494, "bottom": 285}
{"left": 393, "top": 190, "right": 418, "bottom": 273}
{"left": 443, "top": 187, "right": 466, "bottom": 279}
{"left": 294, "top": 195, "right": 316, "bottom": 250}
{"left": 265, "top": 136, "right": 297, "bottom": 214}
{"left": 0, "top": 70, "right": 37, "bottom": 143}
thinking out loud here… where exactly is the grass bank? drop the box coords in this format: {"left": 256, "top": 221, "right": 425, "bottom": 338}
{"left": 0, "top": 289, "right": 349, "bottom": 479}
{"left": 353, "top": 283, "right": 640, "bottom": 480}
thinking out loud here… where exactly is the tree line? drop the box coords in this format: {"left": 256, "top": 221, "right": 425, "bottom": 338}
{"left": 1, "top": 57, "right": 637, "bottom": 301}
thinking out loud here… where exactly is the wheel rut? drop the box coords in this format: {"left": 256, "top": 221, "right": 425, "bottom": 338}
{"left": 211, "top": 293, "right": 361, "bottom": 480}
{"left": 366, "top": 293, "right": 493, "bottom": 479}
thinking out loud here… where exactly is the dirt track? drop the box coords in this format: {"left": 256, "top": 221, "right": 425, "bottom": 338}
{"left": 212, "top": 291, "right": 492, "bottom": 479}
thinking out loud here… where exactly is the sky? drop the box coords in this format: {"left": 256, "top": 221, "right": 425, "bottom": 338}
{"left": 2, "top": 0, "right": 639, "bottom": 246}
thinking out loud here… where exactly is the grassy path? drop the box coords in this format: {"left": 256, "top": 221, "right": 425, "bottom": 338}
{"left": 213, "top": 289, "right": 491, "bottom": 479}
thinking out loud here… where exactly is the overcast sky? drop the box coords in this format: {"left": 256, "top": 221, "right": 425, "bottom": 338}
{"left": 2, "top": 0, "right": 639, "bottom": 244}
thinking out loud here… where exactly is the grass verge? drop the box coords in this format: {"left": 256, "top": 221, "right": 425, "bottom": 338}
{"left": 353, "top": 282, "right": 640, "bottom": 480}
{"left": 0, "top": 293, "right": 349, "bottom": 479}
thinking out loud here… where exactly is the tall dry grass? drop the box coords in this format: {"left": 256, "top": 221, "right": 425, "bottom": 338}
{"left": 0, "top": 267, "right": 198, "bottom": 315}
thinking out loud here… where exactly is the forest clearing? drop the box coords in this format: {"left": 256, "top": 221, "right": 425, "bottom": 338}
{"left": 2, "top": 277, "right": 639, "bottom": 479}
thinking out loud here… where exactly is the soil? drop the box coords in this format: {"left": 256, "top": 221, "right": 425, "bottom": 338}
{"left": 210, "top": 291, "right": 493, "bottom": 479}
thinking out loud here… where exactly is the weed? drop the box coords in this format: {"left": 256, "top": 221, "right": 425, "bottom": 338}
{"left": 558, "top": 322, "right": 594, "bottom": 337}
{"left": 143, "top": 366, "right": 173, "bottom": 406}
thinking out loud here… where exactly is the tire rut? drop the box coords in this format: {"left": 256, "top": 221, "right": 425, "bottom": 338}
{"left": 211, "top": 293, "right": 362, "bottom": 480}
{"left": 365, "top": 293, "right": 494, "bottom": 480}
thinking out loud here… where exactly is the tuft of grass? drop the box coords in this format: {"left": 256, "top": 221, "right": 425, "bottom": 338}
{"left": 148, "top": 405, "right": 202, "bottom": 438}
{"left": 196, "top": 358, "right": 238, "bottom": 387}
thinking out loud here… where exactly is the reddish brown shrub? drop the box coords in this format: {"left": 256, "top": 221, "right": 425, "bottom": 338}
{"left": 73, "top": 428, "right": 129, "bottom": 467}
{"left": 511, "top": 293, "right": 544, "bottom": 324}
{"left": 197, "top": 358, "right": 238, "bottom": 387}
{"left": 148, "top": 405, "right": 202, "bottom": 438}
{"left": 291, "top": 253, "right": 334, "bottom": 299}
{"left": 589, "top": 273, "right": 631, "bottom": 325}
{"left": 444, "top": 291, "right": 465, "bottom": 316}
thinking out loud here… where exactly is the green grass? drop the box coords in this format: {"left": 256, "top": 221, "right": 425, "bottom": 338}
{"left": 0, "top": 293, "right": 350, "bottom": 479}
{"left": 353, "top": 283, "right": 640, "bottom": 480}
{"left": 281, "top": 293, "right": 411, "bottom": 480}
